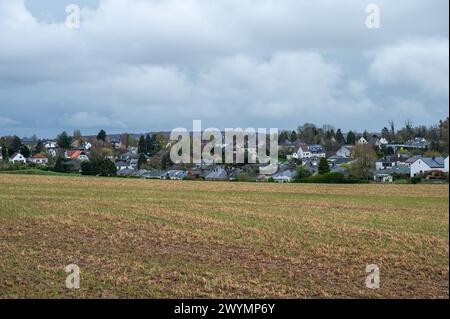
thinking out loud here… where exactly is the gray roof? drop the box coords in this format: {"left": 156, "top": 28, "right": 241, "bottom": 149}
{"left": 166, "top": 170, "right": 188, "bottom": 179}
{"left": 420, "top": 157, "right": 445, "bottom": 168}
{"left": 375, "top": 166, "right": 410, "bottom": 176}
{"left": 205, "top": 167, "right": 228, "bottom": 180}
{"left": 115, "top": 161, "right": 128, "bottom": 167}
{"left": 116, "top": 168, "right": 136, "bottom": 176}
{"left": 308, "top": 144, "right": 325, "bottom": 153}
{"left": 141, "top": 170, "right": 163, "bottom": 178}
{"left": 329, "top": 156, "right": 352, "bottom": 165}
{"left": 273, "top": 169, "right": 296, "bottom": 178}
{"left": 405, "top": 155, "right": 422, "bottom": 163}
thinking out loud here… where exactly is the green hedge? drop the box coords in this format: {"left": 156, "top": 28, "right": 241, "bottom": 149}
{"left": 296, "top": 172, "right": 365, "bottom": 184}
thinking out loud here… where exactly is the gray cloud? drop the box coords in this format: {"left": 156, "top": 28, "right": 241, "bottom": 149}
{"left": 369, "top": 38, "right": 449, "bottom": 97}
{"left": 0, "top": 0, "right": 448, "bottom": 137}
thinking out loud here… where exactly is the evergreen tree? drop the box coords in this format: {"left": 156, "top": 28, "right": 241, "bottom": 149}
{"left": 138, "top": 135, "right": 146, "bottom": 154}
{"left": 346, "top": 131, "right": 356, "bottom": 145}
{"left": 138, "top": 153, "right": 146, "bottom": 169}
{"left": 8, "top": 135, "right": 22, "bottom": 156}
{"left": 145, "top": 134, "right": 153, "bottom": 153}
{"left": 289, "top": 130, "right": 298, "bottom": 144}
{"left": 96, "top": 129, "right": 107, "bottom": 142}
{"left": 57, "top": 131, "right": 72, "bottom": 149}
{"left": 335, "top": 129, "right": 345, "bottom": 144}
{"left": 318, "top": 157, "right": 330, "bottom": 175}
{"left": 381, "top": 127, "right": 390, "bottom": 140}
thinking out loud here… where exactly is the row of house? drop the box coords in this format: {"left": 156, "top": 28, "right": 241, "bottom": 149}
{"left": 374, "top": 154, "right": 449, "bottom": 182}
{"left": 3, "top": 132, "right": 449, "bottom": 183}
{"left": 8, "top": 149, "right": 91, "bottom": 165}
{"left": 8, "top": 152, "right": 49, "bottom": 165}
{"left": 282, "top": 138, "right": 449, "bottom": 182}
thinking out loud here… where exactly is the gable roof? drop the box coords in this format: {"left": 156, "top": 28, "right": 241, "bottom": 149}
{"left": 309, "top": 144, "right": 325, "bottom": 153}
{"left": 273, "top": 169, "right": 296, "bottom": 178}
{"left": 405, "top": 155, "right": 421, "bottom": 164}
{"left": 205, "top": 167, "right": 228, "bottom": 180}
{"left": 375, "top": 166, "right": 411, "bottom": 176}
{"left": 67, "top": 150, "right": 87, "bottom": 159}
{"left": 11, "top": 152, "right": 24, "bottom": 159}
{"left": 297, "top": 143, "right": 309, "bottom": 152}
{"left": 31, "top": 154, "right": 47, "bottom": 159}
{"left": 415, "top": 157, "right": 445, "bottom": 168}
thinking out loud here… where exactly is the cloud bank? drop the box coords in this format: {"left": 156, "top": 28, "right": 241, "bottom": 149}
{"left": 0, "top": 0, "right": 448, "bottom": 137}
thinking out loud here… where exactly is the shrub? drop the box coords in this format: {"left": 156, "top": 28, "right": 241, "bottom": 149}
{"left": 0, "top": 162, "right": 27, "bottom": 171}
{"left": 297, "top": 172, "right": 361, "bottom": 184}
{"left": 238, "top": 173, "right": 251, "bottom": 182}
{"left": 80, "top": 161, "right": 94, "bottom": 176}
{"left": 81, "top": 159, "right": 117, "bottom": 176}
{"left": 318, "top": 157, "right": 330, "bottom": 175}
{"left": 53, "top": 157, "right": 65, "bottom": 173}
{"left": 295, "top": 165, "right": 311, "bottom": 181}
{"left": 410, "top": 176, "right": 421, "bottom": 184}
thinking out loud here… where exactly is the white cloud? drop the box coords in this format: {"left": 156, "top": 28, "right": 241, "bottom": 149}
{"left": 369, "top": 38, "right": 449, "bottom": 97}
{"left": 62, "top": 112, "right": 126, "bottom": 129}
{"left": 0, "top": 0, "right": 448, "bottom": 136}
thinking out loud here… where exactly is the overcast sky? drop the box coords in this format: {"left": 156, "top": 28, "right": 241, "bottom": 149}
{"left": 0, "top": 0, "right": 448, "bottom": 138}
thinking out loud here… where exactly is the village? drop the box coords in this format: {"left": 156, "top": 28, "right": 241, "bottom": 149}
{"left": 1, "top": 119, "right": 449, "bottom": 184}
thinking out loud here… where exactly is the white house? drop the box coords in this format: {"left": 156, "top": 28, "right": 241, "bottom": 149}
{"left": 0, "top": 146, "right": 3, "bottom": 161}
{"left": 357, "top": 137, "right": 368, "bottom": 145}
{"left": 292, "top": 145, "right": 310, "bottom": 159}
{"left": 83, "top": 142, "right": 92, "bottom": 150}
{"left": 272, "top": 170, "right": 296, "bottom": 183}
{"left": 293, "top": 144, "right": 326, "bottom": 160}
{"left": 410, "top": 157, "right": 446, "bottom": 177}
{"left": 28, "top": 154, "right": 48, "bottom": 165}
{"left": 445, "top": 156, "right": 449, "bottom": 173}
{"left": 375, "top": 155, "right": 409, "bottom": 170}
{"left": 9, "top": 152, "right": 27, "bottom": 164}
{"left": 336, "top": 146, "right": 354, "bottom": 158}
{"left": 44, "top": 141, "right": 57, "bottom": 149}
{"left": 65, "top": 150, "right": 89, "bottom": 161}
{"left": 259, "top": 163, "right": 278, "bottom": 175}
{"left": 115, "top": 161, "right": 134, "bottom": 171}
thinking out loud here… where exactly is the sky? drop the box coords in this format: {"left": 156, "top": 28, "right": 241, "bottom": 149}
{"left": 0, "top": 0, "right": 448, "bottom": 138}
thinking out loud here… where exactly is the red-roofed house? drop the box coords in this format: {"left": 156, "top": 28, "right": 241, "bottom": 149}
{"left": 28, "top": 154, "right": 49, "bottom": 165}
{"left": 65, "top": 150, "right": 89, "bottom": 161}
